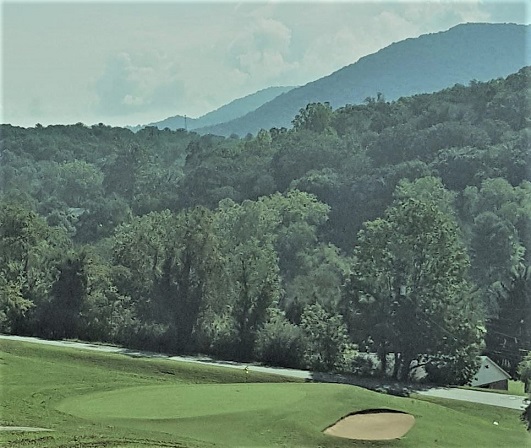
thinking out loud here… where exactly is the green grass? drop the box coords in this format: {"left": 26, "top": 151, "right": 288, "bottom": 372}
{"left": 1, "top": 339, "right": 530, "bottom": 447}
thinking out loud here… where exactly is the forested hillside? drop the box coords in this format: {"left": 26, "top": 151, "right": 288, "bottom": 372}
{"left": 1, "top": 67, "right": 529, "bottom": 384}
{"left": 198, "top": 23, "right": 530, "bottom": 136}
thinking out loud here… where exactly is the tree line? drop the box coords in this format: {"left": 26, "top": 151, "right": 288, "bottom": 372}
{"left": 1, "top": 67, "right": 530, "bottom": 385}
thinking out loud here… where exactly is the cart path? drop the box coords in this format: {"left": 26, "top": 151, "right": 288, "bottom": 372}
{"left": 0, "top": 426, "right": 53, "bottom": 432}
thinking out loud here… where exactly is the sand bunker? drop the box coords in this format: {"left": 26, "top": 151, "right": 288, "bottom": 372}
{"left": 324, "top": 409, "right": 415, "bottom": 441}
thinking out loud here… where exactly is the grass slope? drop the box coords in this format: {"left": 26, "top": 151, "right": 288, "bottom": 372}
{"left": 1, "top": 340, "right": 530, "bottom": 447}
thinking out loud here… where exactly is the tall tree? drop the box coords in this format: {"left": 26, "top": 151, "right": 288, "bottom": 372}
{"left": 300, "top": 302, "right": 354, "bottom": 372}
{"left": 103, "top": 143, "right": 149, "bottom": 201}
{"left": 0, "top": 276, "right": 33, "bottom": 333}
{"left": 292, "top": 102, "right": 334, "bottom": 133}
{"left": 393, "top": 176, "right": 457, "bottom": 217}
{"left": 160, "top": 207, "right": 225, "bottom": 352}
{"left": 460, "top": 178, "right": 529, "bottom": 312}
{"left": 40, "top": 250, "right": 89, "bottom": 339}
{"left": 112, "top": 208, "right": 225, "bottom": 352}
{"left": 344, "top": 198, "right": 483, "bottom": 382}
{"left": 213, "top": 196, "right": 284, "bottom": 359}
{"left": 0, "top": 202, "right": 70, "bottom": 334}
{"left": 485, "top": 266, "right": 531, "bottom": 376}
{"left": 228, "top": 238, "right": 281, "bottom": 360}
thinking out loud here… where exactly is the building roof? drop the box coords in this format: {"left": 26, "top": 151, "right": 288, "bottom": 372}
{"left": 470, "top": 356, "right": 512, "bottom": 387}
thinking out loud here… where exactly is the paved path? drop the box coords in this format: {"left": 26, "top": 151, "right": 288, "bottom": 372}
{"left": 0, "top": 426, "right": 53, "bottom": 432}
{"left": 1, "top": 334, "right": 528, "bottom": 411}
{"left": 417, "top": 387, "right": 529, "bottom": 411}
{"left": 0, "top": 334, "right": 312, "bottom": 378}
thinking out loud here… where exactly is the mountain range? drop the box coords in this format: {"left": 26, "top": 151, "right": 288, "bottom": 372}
{"left": 129, "top": 86, "right": 295, "bottom": 132}
{"left": 138, "top": 22, "right": 530, "bottom": 137}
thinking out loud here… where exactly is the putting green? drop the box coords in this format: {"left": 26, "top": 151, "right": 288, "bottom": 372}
{"left": 57, "top": 383, "right": 326, "bottom": 447}
{"left": 57, "top": 383, "right": 308, "bottom": 420}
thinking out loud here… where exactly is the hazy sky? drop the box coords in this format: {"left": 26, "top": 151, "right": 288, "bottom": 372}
{"left": 2, "top": 1, "right": 528, "bottom": 127}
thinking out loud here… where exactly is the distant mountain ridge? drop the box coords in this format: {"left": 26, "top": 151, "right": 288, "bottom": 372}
{"left": 196, "top": 22, "right": 530, "bottom": 137}
{"left": 131, "top": 86, "right": 295, "bottom": 132}
{"left": 194, "top": 86, "right": 295, "bottom": 129}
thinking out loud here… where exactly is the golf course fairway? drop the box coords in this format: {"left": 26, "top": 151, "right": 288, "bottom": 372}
{"left": 56, "top": 382, "right": 529, "bottom": 447}
{"left": 2, "top": 339, "right": 530, "bottom": 447}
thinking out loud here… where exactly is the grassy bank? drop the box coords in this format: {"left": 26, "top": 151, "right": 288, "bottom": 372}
{"left": 1, "top": 339, "right": 529, "bottom": 447}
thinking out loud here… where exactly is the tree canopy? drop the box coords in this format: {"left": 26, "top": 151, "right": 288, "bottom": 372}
{"left": 1, "top": 67, "right": 529, "bottom": 383}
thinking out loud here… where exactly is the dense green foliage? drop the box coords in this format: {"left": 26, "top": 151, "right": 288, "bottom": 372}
{"left": 520, "top": 354, "right": 531, "bottom": 389}
{"left": 519, "top": 353, "right": 531, "bottom": 429}
{"left": 1, "top": 67, "right": 529, "bottom": 384}
{"left": 344, "top": 197, "right": 483, "bottom": 382}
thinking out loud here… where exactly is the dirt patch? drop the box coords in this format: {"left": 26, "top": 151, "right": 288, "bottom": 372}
{"left": 0, "top": 426, "right": 53, "bottom": 432}
{"left": 324, "top": 409, "right": 415, "bottom": 440}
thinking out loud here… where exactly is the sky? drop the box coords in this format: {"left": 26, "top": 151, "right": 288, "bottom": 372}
{"left": 1, "top": 1, "right": 529, "bottom": 127}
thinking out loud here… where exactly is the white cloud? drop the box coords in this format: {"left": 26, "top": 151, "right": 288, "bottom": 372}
{"left": 94, "top": 52, "right": 185, "bottom": 117}
{"left": 228, "top": 18, "right": 298, "bottom": 81}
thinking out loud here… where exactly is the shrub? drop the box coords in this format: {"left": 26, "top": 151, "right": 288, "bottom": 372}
{"left": 255, "top": 311, "right": 306, "bottom": 368}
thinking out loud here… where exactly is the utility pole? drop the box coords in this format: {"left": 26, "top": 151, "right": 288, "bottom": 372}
{"left": 184, "top": 115, "right": 188, "bottom": 131}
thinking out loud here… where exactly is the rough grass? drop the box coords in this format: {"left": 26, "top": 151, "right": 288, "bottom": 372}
{"left": 1, "top": 339, "right": 530, "bottom": 447}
